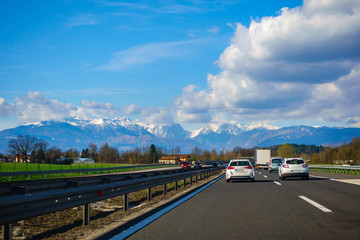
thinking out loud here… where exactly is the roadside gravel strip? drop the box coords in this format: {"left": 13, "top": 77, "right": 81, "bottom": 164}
{"left": 89, "top": 173, "right": 225, "bottom": 240}
{"left": 108, "top": 174, "right": 225, "bottom": 240}
{"left": 3, "top": 171, "right": 224, "bottom": 240}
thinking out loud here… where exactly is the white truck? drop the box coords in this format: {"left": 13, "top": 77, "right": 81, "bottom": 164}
{"left": 255, "top": 149, "right": 271, "bottom": 169}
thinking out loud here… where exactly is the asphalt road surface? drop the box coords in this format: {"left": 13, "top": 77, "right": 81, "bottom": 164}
{"left": 115, "top": 170, "right": 360, "bottom": 240}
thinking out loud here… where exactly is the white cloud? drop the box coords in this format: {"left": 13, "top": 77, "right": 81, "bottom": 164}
{"left": 122, "top": 104, "right": 142, "bottom": 115}
{"left": 2, "top": 92, "right": 118, "bottom": 124}
{"left": 207, "top": 26, "right": 219, "bottom": 34}
{"left": 1, "top": 92, "right": 176, "bottom": 126}
{"left": 15, "top": 92, "right": 77, "bottom": 123}
{"left": 100, "top": 39, "right": 204, "bottom": 71}
{"left": 75, "top": 100, "right": 116, "bottom": 119}
{"left": 175, "top": 0, "right": 360, "bottom": 125}
{"left": 123, "top": 104, "right": 175, "bottom": 124}
{"left": 141, "top": 107, "right": 174, "bottom": 125}
{"left": 67, "top": 14, "right": 98, "bottom": 28}
{"left": 0, "top": 97, "right": 16, "bottom": 116}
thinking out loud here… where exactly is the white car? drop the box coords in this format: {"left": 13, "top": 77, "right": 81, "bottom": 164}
{"left": 268, "top": 157, "right": 282, "bottom": 172}
{"left": 278, "top": 158, "right": 309, "bottom": 180}
{"left": 226, "top": 159, "right": 255, "bottom": 182}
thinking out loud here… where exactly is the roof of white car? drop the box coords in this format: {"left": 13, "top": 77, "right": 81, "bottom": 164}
{"left": 230, "top": 159, "right": 250, "bottom": 162}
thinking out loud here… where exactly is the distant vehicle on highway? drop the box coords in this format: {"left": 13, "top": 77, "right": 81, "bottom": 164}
{"left": 226, "top": 159, "right": 255, "bottom": 182}
{"left": 278, "top": 158, "right": 309, "bottom": 180}
{"left": 212, "top": 162, "right": 219, "bottom": 167}
{"left": 194, "top": 161, "right": 202, "bottom": 168}
{"left": 181, "top": 161, "right": 191, "bottom": 170}
{"left": 255, "top": 149, "right": 270, "bottom": 170}
{"left": 268, "top": 157, "right": 282, "bottom": 172}
{"left": 218, "top": 162, "right": 224, "bottom": 168}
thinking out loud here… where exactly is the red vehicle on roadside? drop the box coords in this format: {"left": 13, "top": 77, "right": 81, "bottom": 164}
{"left": 181, "top": 161, "right": 191, "bottom": 170}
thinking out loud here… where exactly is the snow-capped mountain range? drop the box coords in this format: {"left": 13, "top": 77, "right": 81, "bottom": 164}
{"left": 0, "top": 117, "right": 359, "bottom": 153}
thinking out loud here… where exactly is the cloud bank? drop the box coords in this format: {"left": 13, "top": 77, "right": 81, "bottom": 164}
{"left": 0, "top": 92, "right": 117, "bottom": 124}
{"left": 175, "top": 0, "right": 360, "bottom": 126}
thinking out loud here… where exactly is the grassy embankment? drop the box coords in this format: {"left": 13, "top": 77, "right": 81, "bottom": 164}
{"left": 0, "top": 163, "right": 168, "bottom": 182}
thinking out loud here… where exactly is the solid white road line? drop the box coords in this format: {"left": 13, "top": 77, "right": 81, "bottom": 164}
{"left": 110, "top": 174, "right": 225, "bottom": 239}
{"left": 299, "top": 196, "right": 333, "bottom": 213}
{"left": 332, "top": 178, "right": 360, "bottom": 186}
{"left": 310, "top": 174, "right": 360, "bottom": 186}
{"left": 263, "top": 175, "right": 268, "bottom": 178}
{"left": 273, "top": 181, "right": 282, "bottom": 186}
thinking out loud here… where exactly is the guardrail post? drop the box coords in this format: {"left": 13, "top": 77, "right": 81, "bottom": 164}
{"left": 184, "top": 178, "right": 186, "bottom": 187}
{"left": 163, "top": 183, "right": 167, "bottom": 195}
{"left": 123, "top": 194, "right": 129, "bottom": 211}
{"left": 175, "top": 181, "right": 178, "bottom": 191}
{"left": 195, "top": 175, "right": 198, "bottom": 183}
{"left": 2, "top": 224, "right": 12, "bottom": 240}
{"left": 83, "top": 204, "right": 90, "bottom": 226}
{"left": 190, "top": 176, "right": 192, "bottom": 186}
{"left": 147, "top": 187, "right": 152, "bottom": 202}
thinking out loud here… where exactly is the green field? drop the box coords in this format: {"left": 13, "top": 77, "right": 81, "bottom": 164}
{"left": 0, "top": 162, "right": 129, "bottom": 172}
{"left": 0, "top": 163, "right": 170, "bottom": 182}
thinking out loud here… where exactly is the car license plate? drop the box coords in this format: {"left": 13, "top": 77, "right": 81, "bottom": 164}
{"left": 291, "top": 170, "right": 301, "bottom": 173}
{"left": 236, "top": 169, "right": 244, "bottom": 172}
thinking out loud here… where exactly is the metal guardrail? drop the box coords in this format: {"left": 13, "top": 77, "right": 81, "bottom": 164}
{"left": 0, "top": 164, "right": 176, "bottom": 181}
{"left": 0, "top": 166, "right": 187, "bottom": 197}
{"left": 309, "top": 165, "right": 360, "bottom": 175}
{"left": 0, "top": 167, "right": 223, "bottom": 240}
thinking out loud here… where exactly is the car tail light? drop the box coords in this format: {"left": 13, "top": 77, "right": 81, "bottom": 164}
{"left": 282, "top": 164, "right": 289, "bottom": 168}
{"left": 302, "top": 164, "right": 308, "bottom": 168}
{"left": 245, "top": 166, "right": 253, "bottom": 169}
{"left": 227, "top": 166, "right": 235, "bottom": 170}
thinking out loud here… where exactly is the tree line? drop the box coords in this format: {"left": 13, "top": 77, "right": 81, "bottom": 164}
{"left": 6, "top": 134, "right": 360, "bottom": 165}
{"left": 6, "top": 135, "right": 163, "bottom": 164}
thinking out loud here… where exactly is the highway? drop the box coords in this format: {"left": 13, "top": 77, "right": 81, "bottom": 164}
{"left": 111, "top": 170, "right": 360, "bottom": 240}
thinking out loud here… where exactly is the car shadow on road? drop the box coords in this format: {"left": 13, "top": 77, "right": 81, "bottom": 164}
{"left": 278, "top": 177, "right": 331, "bottom": 181}
{"left": 228, "top": 179, "right": 274, "bottom": 183}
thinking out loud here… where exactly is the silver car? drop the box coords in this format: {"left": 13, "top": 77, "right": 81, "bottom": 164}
{"left": 226, "top": 159, "right": 255, "bottom": 182}
{"left": 278, "top": 158, "right": 309, "bottom": 180}
{"left": 268, "top": 157, "right": 282, "bottom": 172}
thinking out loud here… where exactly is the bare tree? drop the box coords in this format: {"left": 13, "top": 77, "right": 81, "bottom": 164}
{"left": 8, "top": 135, "right": 37, "bottom": 162}
{"left": 46, "top": 147, "right": 62, "bottom": 163}
{"left": 88, "top": 143, "right": 98, "bottom": 160}
{"left": 8, "top": 138, "right": 21, "bottom": 160}
{"left": 34, "top": 139, "right": 48, "bottom": 153}
{"left": 65, "top": 148, "right": 79, "bottom": 160}
{"left": 98, "top": 143, "right": 119, "bottom": 163}
{"left": 175, "top": 146, "right": 181, "bottom": 154}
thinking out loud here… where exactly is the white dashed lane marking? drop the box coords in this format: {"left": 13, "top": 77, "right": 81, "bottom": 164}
{"left": 273, "top": 181, "right": 282, "bottom": 185}
{"left": 299, "top": 195, "right": 333, "bottom": 213}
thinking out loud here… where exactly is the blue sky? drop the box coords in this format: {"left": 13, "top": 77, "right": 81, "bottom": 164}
{"left": 1, "top": 0, "right": 360, "bottom": 131}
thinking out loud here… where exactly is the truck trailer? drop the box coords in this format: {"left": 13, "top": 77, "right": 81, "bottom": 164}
{"left": 255, "top": 149, "right": 271, "bottom": 169}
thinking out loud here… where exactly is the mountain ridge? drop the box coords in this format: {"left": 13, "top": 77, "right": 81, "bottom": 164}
{"left": 0, "top": 117, "right": 359, "bottom": 153}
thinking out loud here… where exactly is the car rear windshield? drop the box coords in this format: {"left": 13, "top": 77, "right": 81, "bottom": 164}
{"left": 230, "top": 161, "right": 250, "bottom": 166}
{"left": 182, "top": 162, "right": 189, "bottom": 164}
{"left": 272, "top": 159, "right": 282, "bottom": 163}
{"left": 286, "top": 159, "right": 304, "bottom": 164}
